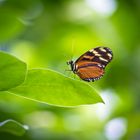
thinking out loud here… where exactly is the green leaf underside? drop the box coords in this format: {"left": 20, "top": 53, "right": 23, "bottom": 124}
{"left": 9, "top": 69, "right": 103, "bottom": 107}
{"left": 0, "top": 51, "right": 27, "bottom": 91}
{"left": 0, "top": 119, "right": 28, "bottom": 136}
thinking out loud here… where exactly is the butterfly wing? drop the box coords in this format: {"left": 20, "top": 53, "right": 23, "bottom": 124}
{"left": 75, "top": 47, "right": 113, "bottom": 82}
{"left": 75, "top": 47, "right": 113, "bottom": 67}
{"left": 76, "top": 62, "right": 104, "bottom": 82}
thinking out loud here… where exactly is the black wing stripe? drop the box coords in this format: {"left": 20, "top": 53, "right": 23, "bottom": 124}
{"left": 92, "top": 56, "right": 108, "bottom": 66}
{"left": 85, "top": 51, "right": 95, "bottom": 56}
{"left": 77, "top": 63, "right": 102, "bottom": 69}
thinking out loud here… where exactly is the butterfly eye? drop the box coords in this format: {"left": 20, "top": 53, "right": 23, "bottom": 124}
{"left": 67, "top": 61, "right": 71, "bottom": 65}
{"left": 67, "top": 60, "right": 73, "bottom": 65}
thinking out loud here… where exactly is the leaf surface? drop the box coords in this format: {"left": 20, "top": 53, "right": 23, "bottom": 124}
{"left": 10, "top": 69, "right": 103, "bottom": 107}
{"left": 0, "top": 51, "right": 27, "bottom": 91}
{"left": 0, "top": 119, "right": 28, "bottom": 136}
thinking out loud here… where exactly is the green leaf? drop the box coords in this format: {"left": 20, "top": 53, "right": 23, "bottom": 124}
{"left": 0, "top": 119, "right": 28, "bottom": 136}
{"left": 0, "top": 51, "right": 27, "bottom": 91}
{"left": 9, "top": 69, "right": 103, "bottom": 107}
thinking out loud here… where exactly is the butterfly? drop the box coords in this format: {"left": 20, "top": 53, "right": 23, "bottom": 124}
{"left": 67, "top": 47, "right": 113, "bottom": 82}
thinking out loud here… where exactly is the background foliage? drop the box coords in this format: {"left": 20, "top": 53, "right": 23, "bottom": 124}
{"left": 0, "top": 0, "right": 140, "bottom": 139}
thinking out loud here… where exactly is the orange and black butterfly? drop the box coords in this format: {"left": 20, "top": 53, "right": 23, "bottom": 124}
{"left": 67, "top": 47, "right": 113, "bottom": 82}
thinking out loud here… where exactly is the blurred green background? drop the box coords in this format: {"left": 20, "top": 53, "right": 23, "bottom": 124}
{"left": 0, "top": 0, "right": 140, "bottom": 139}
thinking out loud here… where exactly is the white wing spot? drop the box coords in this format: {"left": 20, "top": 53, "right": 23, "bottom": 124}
{"left": 99, "top": 57, "right": 108, "bottom": 62}
{"left": 107, "top": 53, "right": 112, "bottom": 59}
{"left": 99, "top": 48, "right": 106, "bottom": 52}
{"left": 95, "top": 53, "right": 101, "bottom": 56}
{"left": 93, "top": 50, "right": 98, "bottom": 54}
{"left": 89, "top": 49, "right": 94, "bottom": 52}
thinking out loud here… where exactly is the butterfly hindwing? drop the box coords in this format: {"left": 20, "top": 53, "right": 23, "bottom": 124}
{"left": 76, "top": 62, "right": 104, "bottom": 82}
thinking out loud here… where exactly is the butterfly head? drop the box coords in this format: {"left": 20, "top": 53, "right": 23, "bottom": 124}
{"left": 67, "top": 60, "right": 77, "bottom": 73}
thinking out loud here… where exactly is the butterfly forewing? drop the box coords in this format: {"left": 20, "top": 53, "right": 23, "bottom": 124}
{"left": 75, "top": 47, "right": 113, "bottom": 67}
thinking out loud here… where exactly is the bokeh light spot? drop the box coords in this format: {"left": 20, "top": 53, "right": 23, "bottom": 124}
{"left": 105, "top": 118, "right": 127, "bottom": 140}
{"left": 85, "top": 0, "right": 117, "bottom": 17}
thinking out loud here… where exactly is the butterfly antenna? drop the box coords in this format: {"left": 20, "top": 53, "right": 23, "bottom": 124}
{"left": 70, "top": 39, "right": 75, "bottom": 60}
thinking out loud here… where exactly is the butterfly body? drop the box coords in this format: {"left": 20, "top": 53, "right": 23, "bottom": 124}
{"left": 67, "top": 47, "right": 113, "bottom": 82}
